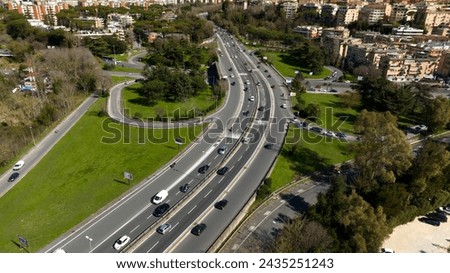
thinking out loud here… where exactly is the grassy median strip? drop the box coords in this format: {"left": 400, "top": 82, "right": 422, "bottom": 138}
{"left": 122, "top": 83, "right": 218, "bottom": 120}
{"left": 0, "top": 98, "right": 204, "bottom": 252}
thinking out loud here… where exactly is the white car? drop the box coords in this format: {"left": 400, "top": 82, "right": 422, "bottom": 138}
{"left": 281, "top": 103, "right": 287, "bottom": 109}
{"left": 13, "top": 160, "right": 25, "bottom": 171}
{"left": 249, "top": 96, "right": 255, "bottom": 102}
{"left": 113, "top": 235, "right": 131, "bottom": 251}
{"left": 325, "top": 131, "right": 336, "bottom": 137}
{"left": 152, "top": 190, "right": 168, "bottom": 205}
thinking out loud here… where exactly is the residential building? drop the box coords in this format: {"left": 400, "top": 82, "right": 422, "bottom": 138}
{"left": 293, "top": 26, "right": 322, "bottom": 39}
{"left": 436, "top": 51, "right": 450, "bottom": 77}
{"left": 359, "top": 3, "right": 392, "bottom": 25}
{"left": 380, "top": 52, "right": 439, "bottom": 82}
{"left": 321, "top": 4, "right": 339, "bottom": 26}
{"left": 280, "top": 1, "right": 299, "bottom": 19}
{"left": 336, "top": 6, "right": 360, "bottom": 26}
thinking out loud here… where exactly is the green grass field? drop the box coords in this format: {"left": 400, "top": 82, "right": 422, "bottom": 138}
{"left": 122, "top": 84, "right": 218, "bottom": 120}
{"left": 269, "top": 126, "right": 353, "bottom": 191}
{"left": 302, "top": 93, "right": 359, "bottom": 134}
{"left": 262, "top": 51, "right": 331, "bottom": 79}
{"left": 0, "top": 98, "right": 204, "bottom": 252}
{"left": 111, "top": 76, "right": 134, "bottom": 85}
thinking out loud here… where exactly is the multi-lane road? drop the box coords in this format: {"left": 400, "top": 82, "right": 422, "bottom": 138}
{"left": 41, "top": 30, "right": 292, "bottom": 253}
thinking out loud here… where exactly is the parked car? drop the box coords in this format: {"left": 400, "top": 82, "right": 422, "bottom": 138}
{"left": 258, "top": 106, "right": 265, "bottom": 111}
{"left": 215, "top": 200, "right": 228, "bottom": 210}
{"left": 153, "top": 203, "right": 170, "bottom": 217}
{"left": 217, "top": 167, "right": 229, "bottom": 175}
{"left": 191, "top": 223, "right": 207, "bottom": 236}
{"left": 243, "top": 110, "right": 250, "bottom": 116}
{"left": 13, "top": 160, "right": 24, "bottom": 171}
{"left": 180, "top": 184, "right": 189, "bottom": 193}
{"left": 198, "top": 164, "right": 210, "bottom": 174}
{"left": 157, "top": 223, "right": 172, "bottom": 235}
{"left": 281, "top": 103, "right": 287, "bottom": 109}
{"left": 419, "top": 217, "right": 440, "bottom": 226}
{"left": 113, "top": 235, "right": 131, "bottom": 250}
{"left": 325, "top": 131, "right": 336, "bottom": 137}
{"left": 249, "top": 96, "right": 255, "bottom": 102}
{"left": 8, "top": 172, "right": 20, "bottom": 182}
{"left": 336, "top": 132, "right": 347, "bottom": 139}
{"left": 427, "top": 212, "right": 447, "bottom": 222}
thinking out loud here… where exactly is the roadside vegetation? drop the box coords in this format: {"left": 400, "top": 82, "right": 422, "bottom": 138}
{"left": 0, "top": 98, "right": 204, "bottom": 252}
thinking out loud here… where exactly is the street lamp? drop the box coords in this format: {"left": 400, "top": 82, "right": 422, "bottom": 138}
{"left": 85, "top": 235, "right": 93, "bottom": 251}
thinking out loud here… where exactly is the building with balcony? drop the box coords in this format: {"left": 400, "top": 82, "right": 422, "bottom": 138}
{"left": 336, "top": 6, "right": 360, "bottom": 26}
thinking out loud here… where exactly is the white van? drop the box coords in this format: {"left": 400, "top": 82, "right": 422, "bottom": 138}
{"left": 152, "top": 190, "right": 168, "bottom": 205}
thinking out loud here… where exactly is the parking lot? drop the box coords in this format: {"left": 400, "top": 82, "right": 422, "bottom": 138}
{"left": 382, "top": 216, "right": 450, "bottom": 253}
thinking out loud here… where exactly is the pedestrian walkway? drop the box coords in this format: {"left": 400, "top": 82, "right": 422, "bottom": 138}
{"left": 219, "top": 178, "right": 330, "bottom": 253}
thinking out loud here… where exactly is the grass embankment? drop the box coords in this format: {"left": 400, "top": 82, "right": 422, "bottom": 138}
{"left": 0, "top": 98, "right": 204, "bottom": 252}
{"left": 261, "top": 51, "right": 331, "bottom": 79}
{"left": 122, "top": 83, "right": 219, "bottom": 120}
{"left": 268, "top": 93, "right": 359, "bottom": 191}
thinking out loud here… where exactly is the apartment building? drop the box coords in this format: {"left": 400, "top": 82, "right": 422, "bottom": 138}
{"left": 336, "top": 6, "right": 360, "bottom": 26}
{"left": 392, "top": 25, "right": 424, "bottom": 36}
{"left": 280, "top": 1, "right": 299, "bottom": 19}
{"left": 415, "top": 4, "right": 450, "bottom": 34}
{"left": 321, "top": 4, "right": 339, "bottom": 26}
{"left": 293, "top": 26, "right": 322, "bottom": 38}
{"left": 437, "top": 51, "right": 450, "bottom": 77}
{"left": 358, "top": 3, "right": 391, "bottom": 24}
{"left": 380, "top": 51, "right": 439, "bottom": 82}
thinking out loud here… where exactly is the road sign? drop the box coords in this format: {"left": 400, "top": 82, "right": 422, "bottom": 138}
{"left": 18, "top": 235, "right": 29, "bottom": 248}
{"left": 124, "top": 172, "right": 133, "bottom": 180}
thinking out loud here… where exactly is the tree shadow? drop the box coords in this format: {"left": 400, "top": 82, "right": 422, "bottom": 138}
{"left": 279, "top": 53, "right": 300, "bottom": 67}
{"left": 164, "top": 145, "right": 177, "bottom": 150}
{"left": 281, "top": 146, "right": 331, "bottom": 176}
{"left": 279, "top": 193, "right": 309, "bottom": 213}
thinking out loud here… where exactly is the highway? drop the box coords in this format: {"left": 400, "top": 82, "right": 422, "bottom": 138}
{"left": 43, "top": 29, "right": 291, "bottom": 253}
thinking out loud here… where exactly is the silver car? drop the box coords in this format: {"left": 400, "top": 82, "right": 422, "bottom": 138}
{"left": 157, "top": 223, "right": 172, "bottom": 235}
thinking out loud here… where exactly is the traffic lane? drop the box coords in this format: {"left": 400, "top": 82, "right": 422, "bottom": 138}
{"left": 172, "top": 126, "right": 285, "bottom": 253}
{"left": 48, "top": 135, "right": 235, "bottom": 253}
{"left": 254, "top": 182, "right": 330, "bottom": 241}
{"left": 88, "top": 137, "right": 237, "bottom": 253}
{"left": 135, "top": 130, "right": 262, "bottom": 252}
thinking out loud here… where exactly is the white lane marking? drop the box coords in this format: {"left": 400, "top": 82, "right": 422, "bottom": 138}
{"left": 176, "top": 191, "right": 180, "bottom": 195}
{"left": 172, "top": 222, "right": 179, "bottom": 230}
{"left": 214, "top": 155, "right": 219, "bottom": 160}
{"left": 147, "top": 241, "right": 159, "bottom": 253}
{"left": 237, "top": 155, "right": 243, "bottom": 161}
{"left": 204, "top": 189, "right": 213, "bottom": 198}
{"left": 218, "top": 177, "right": 224, "bottom": 184}
{"left": 188, "top": 179, "right": 194, "bottom": 184}
{"left": 188, "top": 205, "right": 197, "bottom": 215}
{"left": 130, "top": 225, "right": 140, "bottom": 234}
{"left": 147, "top": 214, "right": 152, "bottom": 220}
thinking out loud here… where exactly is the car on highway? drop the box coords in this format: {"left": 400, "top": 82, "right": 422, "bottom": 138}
{"left": 157, "top": 223, "right": 172, "bottom": 235}
{"left": 245, "top": 80, "right": 250, "bottom": 85}
{"left": 243, "top": 87, "right": 248, "bottom": 91}
{"left": 281, "top": 103, "right": 287, "bottom": 109}
{"left": 113, "top": 235, "right": 131, "bottom": 250}
{"left": 153, "top": 203, "right": 170, "bottom": 217}
{"left": 215, "top": 200, "right": 228, "bottom": 210}
{"left": 336, "top": 132, "right": 347, "bottom": 139}
{"left": 198, "top": 164, "right": 210, "bottom": 174}
{"left": 217, "top": 166, "right": 229, "bottom": 175}
{"left": 8, "top": 172, "right": 20, "bottom": 182}
{"left": 249, "top": 96, "right": 255, "bottom": 102}
{"left": 191, "top": 223, "right": 207, "bottom": 236}
{"left": 419, "top": 217, "right": 440, "bottom": 226}
{"left": 180, "top": 184, "right": 189, "bottom": 193}
{"left": 242, "top": 137, "right": 250, "bottom": 144}
{"left": 258, "top": 106, "right": 265, "bottom": 111}
{"left": 330, "top": 89, "right": 338, "bottom": 93}
{"left": 218, "top": 146, "right": 227, "bottom": 155}
{"left": 264, "top": 143, "right": 274, "bottom": 149}
{"left": 13, "top": 160, "right": 24, "bottom": 171}
{"left": 152, "top": 190, "right": 168, "bottom": 205}
{"left": 243, "top": 110, "right": 250, "bottom": 116}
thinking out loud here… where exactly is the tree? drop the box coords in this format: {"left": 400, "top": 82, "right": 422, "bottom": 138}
{"left": 406, "top": 82, "right": 432, "bottom": 114}
{"left": 273, "top": 218, "right": 333, "bottom": 253}
{"left": 352, "top": 110, "right": 412, "bottom": 193}
{"left": 424, "top": 96, "right": 450, "bottom": 133}
{"left": 408, "top": 141, "right": 450, "bottom": 195}
{"left": 339, "top": 91, "right": 361, "bottom": 109}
